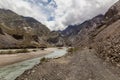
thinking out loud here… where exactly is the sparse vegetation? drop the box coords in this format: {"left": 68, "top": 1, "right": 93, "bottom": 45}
{"left": 40, "top": 48, "right": 45, "bottom": 50}
{"left": 0, "top": 50, "right": 15, "bottom": 54}
{"left": 0, "top": 49, "right": 30, "bottom": 55}
{"left": 58, "top": 47, "right": 63, "bottom": 49}
{"left": 40, "top": 57, "right": 50, "bottom": 63}
{"left": 67, "top": 47, "right": 78, "bottom": 53}
{"left": 39, "top": 44, "right": 47, "bottom": 48}
{"left": 15, "top": 49, "right": 30, "bottom": 53}
{"left": 32, "top": 49, "right": 37, "bottom": 52}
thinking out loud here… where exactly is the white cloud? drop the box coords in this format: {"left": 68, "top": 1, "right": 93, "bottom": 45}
{"left": 54, "top": 0, "right": 119, "bottom": 28}
{"left": 0, "top": 0, "right": 119, "bottom": 30}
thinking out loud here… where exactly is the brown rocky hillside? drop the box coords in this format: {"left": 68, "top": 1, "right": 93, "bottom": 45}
{"left": 62, "top": 0, "right": 120, "bottom": 66}
{"left": 71, "top": 0, "right": 120, "bottom": 66}
{"left": 0, "top": 9, "right": 66, "bottom": 48}
{"left": 92, "top": 0, "right": 120, "bottom": 66}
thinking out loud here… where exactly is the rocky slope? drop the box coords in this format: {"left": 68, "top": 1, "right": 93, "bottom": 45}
{"left": 62, "top": 0, "right": 120, "bottom": 66}
{"left": 0, "top": 9, "right": 66, "bottom": 48}
{"left": 0, "top": 9, "right": 51, "bottom": 48}
{"left": 91, "top": 0, "right": 120, "bottom": 65}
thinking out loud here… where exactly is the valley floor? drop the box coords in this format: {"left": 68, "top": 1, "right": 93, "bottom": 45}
{"left": 0, "top": 48, "right": 55, "bottom": 67}
{"left": 16, "top": 48, "right": 120, "bottom": 80}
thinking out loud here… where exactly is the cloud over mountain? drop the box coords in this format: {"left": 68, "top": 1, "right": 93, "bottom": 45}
{"left": 0, "top": 0, "right": 118, "bottom": 30}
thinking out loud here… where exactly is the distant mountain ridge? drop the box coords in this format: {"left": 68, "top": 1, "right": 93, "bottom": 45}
{"left": 61, "top": 14, "right": 104, "bottom": 45}
{"left": 62, "top": 14, "right": 104, "bottom": 37}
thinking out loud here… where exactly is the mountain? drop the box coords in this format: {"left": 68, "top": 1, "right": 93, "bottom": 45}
{"left": 62, "top": 14, "right": 104, "bottom": 46}
{"left": 0, "top": 9, "right": 51, "bottom": 48}
{"left": 91, "top": 0, "right": 120, "bottom": 65}
{"left": 0, "top": 9, "right": 68, "bottom": 48}
{"left": 62, "top": 0, "right": 120, "bottom": 66}
{"left": 0, "top": 9, "right": 50, "bottom": 35}
{"left": 62, "top": 14, "right": 104, "bottom": 36}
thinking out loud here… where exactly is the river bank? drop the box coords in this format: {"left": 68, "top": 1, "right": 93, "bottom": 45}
{"left": 0, "top": 48, "right": 55, "bottom": 67}
{"left": 0, "top": 47, "right": 67, "bottom": 80}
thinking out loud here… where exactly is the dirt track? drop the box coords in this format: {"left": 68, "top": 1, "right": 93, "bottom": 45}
{"left": 16, "top": 48, "right": 120, "bottom": 80}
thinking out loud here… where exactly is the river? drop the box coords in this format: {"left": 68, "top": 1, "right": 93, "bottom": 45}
{"left": 0, "top": 48, "right": 67, "bottom": 80}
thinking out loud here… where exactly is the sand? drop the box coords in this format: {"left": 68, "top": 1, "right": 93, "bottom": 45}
{"left": 0, "top": 48, "right": 55, "bottom": 67}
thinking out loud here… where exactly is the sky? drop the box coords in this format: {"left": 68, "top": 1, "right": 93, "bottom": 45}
{"left": 0, "top": 0, "right": 118, "bottom": 30}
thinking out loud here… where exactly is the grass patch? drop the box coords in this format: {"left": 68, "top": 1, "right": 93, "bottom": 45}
{"left": 0, "top": 49, "right": 30, "bottom": 55}
{"left": 0, "top": 50, "right": 16, "bottom": 54}
{"left": 15, "top": 49, "right": 29, "bottom": 53}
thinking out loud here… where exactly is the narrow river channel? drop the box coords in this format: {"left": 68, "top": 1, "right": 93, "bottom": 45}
{"left": 0, "top": 48, "right": 67, "bottom": 80}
